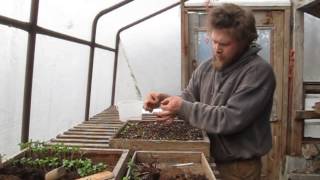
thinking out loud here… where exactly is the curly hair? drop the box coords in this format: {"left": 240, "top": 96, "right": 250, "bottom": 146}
{"left": 207, "top": 3, "right": 258, "bottom": 44}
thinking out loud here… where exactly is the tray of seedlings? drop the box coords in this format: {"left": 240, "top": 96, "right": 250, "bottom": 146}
{"left": 110, "top": 120, "right": 210, "bottom": 158}
{"left": 0, "top": 141, "right": 129, "bottom": 180}
{"left": 124, "top": 151, "right": 216, "bottom": 180}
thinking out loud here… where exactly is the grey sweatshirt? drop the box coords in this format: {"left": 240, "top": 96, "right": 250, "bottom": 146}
{"left": 177, "top": 45, "right": 276, "bottom": 162}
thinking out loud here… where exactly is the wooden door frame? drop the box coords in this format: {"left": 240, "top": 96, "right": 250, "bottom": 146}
{"left": 181, "top": 5, "right": 291, "bottom": 179}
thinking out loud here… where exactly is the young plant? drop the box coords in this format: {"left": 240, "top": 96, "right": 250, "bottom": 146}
{"left": 62, "top": 158, "right": 107, "bottom": 177}
{"left": 9, "top": 141, "right": 107, "bottom": 177}
{"left": 124, "top": 158, "right": 140, "bottom": 180}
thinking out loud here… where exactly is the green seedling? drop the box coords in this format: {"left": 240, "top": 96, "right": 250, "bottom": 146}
{"left": 10, "top": 141, "right": 106, "bottom": 177}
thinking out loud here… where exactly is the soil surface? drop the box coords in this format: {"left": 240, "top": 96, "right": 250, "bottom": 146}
{"left": 0, "top": 166, "right": 44, "bottom": 180}
{"left": 116, "top": 121, "right": 203, "bottom": 140}
{"left": 165, "top": 173, "right": 208, "bottom": 180}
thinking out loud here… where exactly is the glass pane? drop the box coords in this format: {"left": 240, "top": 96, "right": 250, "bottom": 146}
{"left": 196, "top": 31, "right": 213, "bottom": 64}
{"left": 0, "top": 25, "right": 27, "bottom": 157}
{"left": 89, "top": 49, "right": 114, "bottom": 116}
{"left": 303, "top": 13, "right": 320, "bottom": 82}
{"left": 304, "top": 94, "right": 320, "bottom": 138}
{"left": 257, "top": 29, "right": 271, "bottom": 63}
{"left": 0, "top": 0, "right": 31, "bottom": 22}
{"left": 193, "top": 28, "right": 272, "bottom": 66}
{"left": 30, "top": 35, "right": 89, "bottom": 141}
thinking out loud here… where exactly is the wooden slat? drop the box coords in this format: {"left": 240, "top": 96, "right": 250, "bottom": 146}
{"left": 51, "top": 138, "right": 109, "bottom": 144}
{"left": 91, "top": 116, "right": 119, "bottom": 119}
{"left": 47, "top": 142, "right": 109, "bottom": 148}
{"left": 92, "top": 113, "right": 119, "bottom": 116}
{"left": 89, "top": 117, "right": 120, "bottom": 121}
{"left": 64, "top": 131, "right": 114, "bottom": 136}
{"left": 73, "top": 126, "right": 120, "bottom": 130}
{"left": 69, "top": 128, "right": 118, "bottom": 133}
{"left": 304, "top": 82, "right": 320, "bottom": 94}
{"left": 295, "top": 110, "right": 320, "bottom": 120}
{"left": 303, "top": 137, "right": 320, "bottom": 144}
{"left": 57, "top": 134, "right": 111, "bottom": 140}
{"left": 76, "top": 124, "right": 123, "bottom": 128}
{"left": 83, "top": 121, "right": 123, "bottom": 124}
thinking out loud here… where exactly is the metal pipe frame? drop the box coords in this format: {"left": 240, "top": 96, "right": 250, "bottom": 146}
{"left": 0, "top": 0, "right": 187, "bottom": 142}
{"left": 21, "top": 0, "right": 39, "bottom": 144}
{"left": 0, "top": 0, "right": 132, "bottom": 142}
{"left": 110, "top": 0, "right": 188, "bottom": 105}
{"left": 0, "top": 15, "right": 115, "bottom": 51}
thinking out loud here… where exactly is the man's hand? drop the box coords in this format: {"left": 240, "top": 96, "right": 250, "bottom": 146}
{"left": 153, "top": 96, "right": 183, "bottom": 122}
{"left": 143, "top": 92, "right": 161, "bottom": 112}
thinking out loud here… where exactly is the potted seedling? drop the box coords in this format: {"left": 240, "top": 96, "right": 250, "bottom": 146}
{"left": 124, "top": 151, "right": 216, "bottom": 180}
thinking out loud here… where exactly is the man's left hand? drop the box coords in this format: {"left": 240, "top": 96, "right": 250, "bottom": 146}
{"left": 153, "top": 96, "right": 183, "bottom": 122}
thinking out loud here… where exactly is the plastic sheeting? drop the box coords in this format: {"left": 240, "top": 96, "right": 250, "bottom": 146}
{"left": 0, "top": 0, "right": 31, "bottom": 22}
{"left": 29, "top": 35, "right": 89, "bottom": 141}
{"left": 0, "top": 25, "right": 27, "bottom": 157}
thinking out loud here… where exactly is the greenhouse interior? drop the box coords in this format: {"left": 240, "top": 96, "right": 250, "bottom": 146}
{"left": 1, "top": 0, "right": 320, "bottom": 179}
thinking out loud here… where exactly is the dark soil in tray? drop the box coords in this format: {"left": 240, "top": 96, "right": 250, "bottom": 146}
{"left": 115, "top": 121, "right": 203, "bottom": 140}
{"left": 167, "top": 174, "right": 208, "bottom": 180}
{"left": 0, "top": 166, "right": 79, "bottom": 180}
{"left": 0, "top": 166, "right": 44, "bottom": 180}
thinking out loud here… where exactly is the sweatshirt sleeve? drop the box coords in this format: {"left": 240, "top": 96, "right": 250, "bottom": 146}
{"left": 177, "top": 63, "right": 276, "bottom": 135}
{"left": 180, "top": 64, "right": 202, "bottom": 103}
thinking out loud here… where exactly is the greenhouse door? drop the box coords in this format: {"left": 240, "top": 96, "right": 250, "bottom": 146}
{"left": 182, "top": 8, "right": 290, "bottom": 180}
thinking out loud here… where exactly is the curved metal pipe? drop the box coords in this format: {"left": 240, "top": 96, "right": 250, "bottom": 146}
{"left": 85, "top": 0, "right": 134, "bottom": 120}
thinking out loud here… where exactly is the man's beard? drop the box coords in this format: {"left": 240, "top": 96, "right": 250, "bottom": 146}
{"left": 212, "top": 56, "right": 230, "bottom": 71}
{"left": 212, "top": 51, "right": 244, "bottom": 71}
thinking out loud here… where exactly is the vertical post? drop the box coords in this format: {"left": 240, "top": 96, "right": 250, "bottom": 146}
{"left": 289, "top": 1, "right": 304, "bottom": 155}
{"left": 85, "top": 18, "right": 98, "bottom": 121}
{"left": 180, "top": 0, "right": 188, "bottom": 89}
{"left": 21, "top": 0, "right": 39, "bottom": 143}
{"left": 111, "top": 34, "right": 120, "bottom": 106}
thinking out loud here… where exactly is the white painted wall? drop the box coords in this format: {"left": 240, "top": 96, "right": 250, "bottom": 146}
{"left": 0, "top": 0, "right": 182, "bottom": 157}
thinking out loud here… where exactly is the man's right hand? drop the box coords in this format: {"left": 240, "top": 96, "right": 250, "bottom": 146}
{"left": 143, "top": 92, "right": 162, "bottom": 112}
